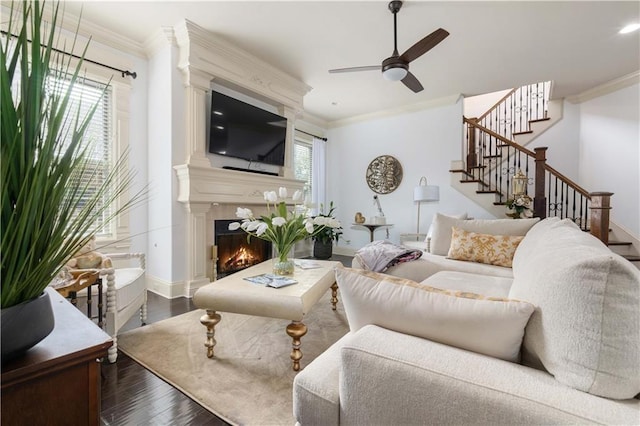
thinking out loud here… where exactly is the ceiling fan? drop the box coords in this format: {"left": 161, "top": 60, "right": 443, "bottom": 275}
{"left": 329, "top": 0, "right": 449, "bottom": 93}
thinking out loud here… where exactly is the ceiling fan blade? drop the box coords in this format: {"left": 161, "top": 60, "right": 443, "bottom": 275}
{"left": 329, "top": 65, "right": 381, "bottom": 74}
{"left": 401, "top": 71, "right": 424, "bottom": 93}
{"left": 399, "top": 28, "right": 449, "bottom": 63}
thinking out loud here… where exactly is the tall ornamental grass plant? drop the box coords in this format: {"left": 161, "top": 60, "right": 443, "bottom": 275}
{"left": 1, "top": 1, "right": 143, "bottom": 308}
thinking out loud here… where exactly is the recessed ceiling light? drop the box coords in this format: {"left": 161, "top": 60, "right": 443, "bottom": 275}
{"left": 213, "top": 110, "right": 223, "bottom": 116}
{"left": 619, "top": 23, "right": 640, "bottom": 34}
{"left": 215, "top": 125, "right": 224, "bottom": 130}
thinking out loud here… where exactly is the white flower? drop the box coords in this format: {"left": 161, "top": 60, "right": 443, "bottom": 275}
{"left": 235, "top": 207, "right": 253, "bottom": 220}
{"left": 292, "top": 190, "right": 302, "bottom": 202}
{"left": 256, "top": 222, "right": 268, "bottom": 236}
{"left": 313, "top": 216, "right": 329, "bottom": 226}
{"left": 278, "top": 187, "right": 288, "bottom": 199}
{"left": 245, "top": 220, "right": 262, "bottom": 232}
{"left": 305, "top": 220, "right": 314, "bottom": 233}
{"left": 327, "top": 218, "right": 341, "bottom": 228}
{"left": 272, "top": 216, "right": 286, "bottom": 227}
{"left": 264, "top": 191, "right": 278, "bottom": 203}
{"left": 228, "top": 222, "right": 241, "bottom": 231}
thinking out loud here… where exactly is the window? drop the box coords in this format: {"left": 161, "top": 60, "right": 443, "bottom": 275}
{"left": 10, "top": 64, "right": 116, "bottom": 238}
{"left": 293, "top": 139, "right": 312, "bottom": 201}
{"left": 53, "top": 76, "right": 114, "bottom": 237}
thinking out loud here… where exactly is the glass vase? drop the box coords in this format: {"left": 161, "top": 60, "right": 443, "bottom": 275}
{"left": 273, "top": 245, "right": 295, "bottom": 275}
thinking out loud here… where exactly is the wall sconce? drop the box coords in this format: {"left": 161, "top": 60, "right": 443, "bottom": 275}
{"left": 512, "top": 169, "right": 528, "bottom": 197}
{"left": 414, "top": 177, "right": 439, "bottom": 234}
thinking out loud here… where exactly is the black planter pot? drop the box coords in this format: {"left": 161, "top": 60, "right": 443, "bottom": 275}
{"left": 313, "top": 240, "right": 333, "bottom": 260}
{"left": 1, "top": 290, "right": 55, "bottom": 363}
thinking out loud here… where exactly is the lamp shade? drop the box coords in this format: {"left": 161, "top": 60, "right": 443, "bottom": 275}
{"left": 383, "top": 67, "right": 408, "bottom": 81}
{"left": 414, "top": 185, "right": 439, "bottom": 202}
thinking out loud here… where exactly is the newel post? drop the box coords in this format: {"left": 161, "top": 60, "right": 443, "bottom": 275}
{"left": 589, "top": 192, "right": 613, "bottom": 245}
{"left": 466, "top": 118, "right": 478, "bottom": 171}
{"left": 533, "top": 147, "right": 548, "bottom": 219}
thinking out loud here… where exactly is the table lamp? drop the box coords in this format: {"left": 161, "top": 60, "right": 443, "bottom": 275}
{"left": 414, "top": 176, "right": 439, "bottom": 234}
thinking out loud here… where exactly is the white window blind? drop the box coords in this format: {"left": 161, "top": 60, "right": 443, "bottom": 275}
{"left": 51, "top": 76, "right": 113, "bottom": 237}
{"left": 11, "top": 65, "right": 115, "bottom": 237}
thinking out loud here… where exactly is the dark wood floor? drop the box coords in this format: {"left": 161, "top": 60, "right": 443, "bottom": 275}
{"left": 98, "top": 254, "right": 352, "bottom": 425}
{"left": 99, "top": 292, "right": 229, "bottom": 426}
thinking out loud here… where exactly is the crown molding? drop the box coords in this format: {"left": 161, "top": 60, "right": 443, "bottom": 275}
{"left": 567, "top": 71, "right": 640, "bottom": 104}
{"left": 144, "top": 27, "right": 176, "bottom": 58}
{"left": 174, "top": 19, "right": 311, "bottom": 111}
{"left": 328, "top": 94, "right": 462, "bottom": 128}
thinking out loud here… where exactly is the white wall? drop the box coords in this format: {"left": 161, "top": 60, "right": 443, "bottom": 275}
{"left": 529, "top": 101, "right": 581, "bottom": 182}
{"left": 578, "top": 83, "right": 640, "bottom": 236}
{"left": 327, "top": 100, "right": 497, "bottom": 252}
{"left": 146, "top": 43, "right": 180, "bottom": 286}
{"left": 463, "top": 89, "right": 512, "bottom": 119}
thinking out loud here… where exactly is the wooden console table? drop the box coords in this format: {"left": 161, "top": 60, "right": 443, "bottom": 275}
{"left": 1, "top": 288, "right": 112, "bottom": 426}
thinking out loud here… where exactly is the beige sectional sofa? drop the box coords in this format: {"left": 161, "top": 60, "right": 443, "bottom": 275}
{"left": 293, "top": 217, "right": 640, "bottom": 425}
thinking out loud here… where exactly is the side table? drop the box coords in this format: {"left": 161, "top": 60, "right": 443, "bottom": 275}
{"left": 1, "top": 288, "right": 112, "bottom": 426}
{"left": 353, "top": 223, "right": 393, "bottom": 242}
{"left": 54, "top": 269, "right": 103, "bottom": 328}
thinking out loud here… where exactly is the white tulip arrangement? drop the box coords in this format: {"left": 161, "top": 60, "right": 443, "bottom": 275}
{"left": 229, "top": 187, "right": 339, "bottom": 272}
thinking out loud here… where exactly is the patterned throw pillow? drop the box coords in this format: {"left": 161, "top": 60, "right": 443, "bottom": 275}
{"left": 447, "top": 227, "right": 524, "bottom": 268}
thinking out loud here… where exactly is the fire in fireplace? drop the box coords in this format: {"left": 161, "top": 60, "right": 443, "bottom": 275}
{"left": 215, "top": 219, "right": 272, "bottom": 278}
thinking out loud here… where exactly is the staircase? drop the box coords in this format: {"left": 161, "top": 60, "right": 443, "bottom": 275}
{"left": 451, "top": 81, "right": 639, "bottom": 265}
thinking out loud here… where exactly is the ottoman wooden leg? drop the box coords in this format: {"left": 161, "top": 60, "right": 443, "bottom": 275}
{"left": 331, "top": 283, "right": 339, "bottom": 311}
{"left": 200, "top": 310, "right": 221, "bottom": 358}
{"left": 286, "top": 321, "right": 308, "bottom": 371}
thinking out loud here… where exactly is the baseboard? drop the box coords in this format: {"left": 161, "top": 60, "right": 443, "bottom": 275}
{"left": 146, "top": 275, "right": 186, "bottom": 299}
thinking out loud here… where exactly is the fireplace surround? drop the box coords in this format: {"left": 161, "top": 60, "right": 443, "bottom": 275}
{"left": 169, "top": 19, "right": 310, "bottom": 297}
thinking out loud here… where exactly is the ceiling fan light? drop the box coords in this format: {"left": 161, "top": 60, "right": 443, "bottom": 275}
{"left": 383, "top": 67, "right": 408, "bottom": 81}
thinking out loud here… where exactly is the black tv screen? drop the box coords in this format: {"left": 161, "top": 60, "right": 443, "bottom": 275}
{"left": 208, "top": 91, "right": 287, "bottom": 166}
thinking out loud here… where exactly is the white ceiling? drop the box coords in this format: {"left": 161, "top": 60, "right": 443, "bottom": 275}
{"left": 59, "top": 1, "right": 639, "bottom": 124}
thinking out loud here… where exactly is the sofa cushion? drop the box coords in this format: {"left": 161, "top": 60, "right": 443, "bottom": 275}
{"left": 429, "top": 213, "right": 539, "bottom": 255}
{"left": 335, "top": 266, "right": 534, "bottom": 362}
{"left": 421, "top": 271, "right": 512, "bottom": 298}
{"left": 509, "top": 219, "right": 640, "bottom": 399}
{"left": 447, "top": 227, "right": 524, "bottom": 267}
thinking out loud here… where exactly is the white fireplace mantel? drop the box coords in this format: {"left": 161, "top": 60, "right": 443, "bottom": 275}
{"left": 174, "top": 164, "right": 305, "bottom": 206}
{"left": 171, "top": 19, "right": 311, "bottom": 296}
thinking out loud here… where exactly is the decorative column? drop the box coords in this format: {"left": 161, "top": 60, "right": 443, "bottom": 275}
{"left": 533, "top": 147, "right": 548, "bottom": 219}
{"left": 589, "top": 192, "right": 613, "bottom": 245}
{"left": 183, "top": 69, "right": 212, "bottom": 167}
{"left": 279, "top": 106, "right": 298, "bottom": 179}
{"left": 184, "top": 202, "right": 212, "bottom": 295}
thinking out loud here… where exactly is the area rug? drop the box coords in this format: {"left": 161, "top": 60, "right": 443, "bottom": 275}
{"left": 117, "top": 292, "right": 349, "bottom": 425}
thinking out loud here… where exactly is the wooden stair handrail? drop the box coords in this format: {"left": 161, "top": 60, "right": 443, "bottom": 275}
{"left": 464, "top": 117, "right": 535, "bottom": 157}
{"left": 477, "top": 88, "right": 517, "bottom": 122}
{"left": 543, "top": 163, "right": 591, "bottom": 199}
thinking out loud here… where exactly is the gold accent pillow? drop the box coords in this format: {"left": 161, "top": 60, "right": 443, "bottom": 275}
{"left": 447, "top": 227, "right": 524, "bottom": 268}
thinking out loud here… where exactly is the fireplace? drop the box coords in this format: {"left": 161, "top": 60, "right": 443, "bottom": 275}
{"left": 215, "top": 219, "right": 272, "bottom": 278}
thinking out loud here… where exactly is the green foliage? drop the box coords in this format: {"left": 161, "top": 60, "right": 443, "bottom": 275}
{"left": 1, "top": 1, "right": 144, "bottom": 308}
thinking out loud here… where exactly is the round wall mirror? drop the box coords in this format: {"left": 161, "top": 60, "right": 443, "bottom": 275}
{"left": 366, "top": 155, "right": 403, "bottom": 194}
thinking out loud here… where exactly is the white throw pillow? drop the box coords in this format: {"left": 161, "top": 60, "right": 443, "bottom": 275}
{"left": 509, "top": 222, "right": 640, "bottom": 399}
{"left": 429, "top": 213, "right": 539, "bottom": 255}
{"left": 335, "top": 266, "right": 534, "bottom": 362}
{"left": 424, "top": 212, "right": 468, "bottom": 243}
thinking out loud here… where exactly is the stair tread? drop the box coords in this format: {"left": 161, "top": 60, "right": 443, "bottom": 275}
{"left": 484, "top": 154, "right": 502, "bottom": 159}
{"left": 622, "top": 254, "right": 640, "bottom": 262}
{"left": 449, "top": 169, "right": 473, "bottom": 177}
{"left": 460, "top": 179, "right": 490, "bottom": 187}
{"left": 608, "top": 240, "right": 633, "bottom": 246}
{"left": 530, "top": 117, "right": 551, "bottom": 123}
{"left": 476, "top": 190, "right": 501, "bottom": 194}
{"left": 513, "top": 130, "right": 534, "bottom": 136}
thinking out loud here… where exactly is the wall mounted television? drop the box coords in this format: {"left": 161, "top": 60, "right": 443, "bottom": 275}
{"left": 208, "top": 90, "right": 287, "bottom": 167}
